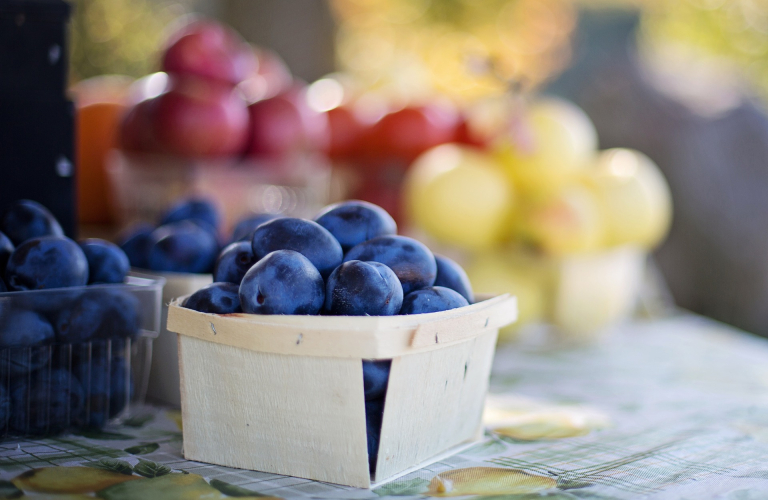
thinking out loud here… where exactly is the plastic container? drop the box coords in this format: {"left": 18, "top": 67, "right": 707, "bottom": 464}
{"left": 106, "top": 151, "right": 333, "bottom": 233}
{"left": 0, "top": 275, "right": 164, "bottom": 437}
{"left": 166, "top": 294, "right": 517, "bottom": 488}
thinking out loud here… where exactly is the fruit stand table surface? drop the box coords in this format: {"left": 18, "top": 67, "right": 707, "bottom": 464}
{"left": 3, "top": 314, "right": 768, "bottom": 500}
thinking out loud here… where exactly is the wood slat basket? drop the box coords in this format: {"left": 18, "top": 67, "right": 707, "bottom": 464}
{"left": 166, "top": 294, "right": 517, "bottom": 488}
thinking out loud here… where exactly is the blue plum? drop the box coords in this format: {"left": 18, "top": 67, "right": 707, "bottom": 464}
{"left": 314, "top": 200, "right": 397, "bottom": 252}
{"left": 231, "top": 213, "right": 280, "bottom": 242}
{"left": 251, "top": 218, "right": 343, "bottom": 279}
{"left": 117, "top": 223, "right": 154, "bottom": 269}
{"left": 9, "top": 368, "right": 84, "bottom": 434}
{"left": 0, "top": 310, "right": 55, "bottom": 375}
{"left": 0, "top": 230, "right": 13, "bottom": 275}
{"left": 183, "top": 282, "right": 242, "bottom": 314}
{"left": 9, "top": 288, "right": 82, "bottom": 324}
{"left": 239, "top": 250, "right": 324, "bottom": 315}
{"left": 0, "top": 384, "right": 8, "bottom": 431}
{"left": 80, "top": 239, "right": 130, "bottom": 284}
{"left": 72, "top": 343, "right": 132, "bottom": 428}
{"left": 434, "top": 255, "right": 474, "bottom": 303}
{"left": 147, "top": 221, "right": 219, "bottom": 274}
{"left": 324, "top": 261, "right": 403, "bottom": 316}
{"left": 108, "top": 354, "right": 133, "bottom": 419}
{"left": 363, "top": 360, "right": 390, "bottom": 401}
{"left": 0, "top": 200, "right": 64, "bottom": 246}
{"left": 5, "top": 236, "right": 89, "bottom": 290}
{"left": 344, "top": 235, "right": 437, "bottom": 295}
{"left": 159, "top": 197, "right": 220, "bottom": 232}
{"left": 400, "top": 286, "right": 469, "bottom": 315}
{"left": 365, "top": 397, "right": 385, "bottom": 472}
{"left": 56, "top": 289, "right": 140, "bottom": 343}
{"left": 0, "top": 309, "right": 55, "bottom": 348}
{"left": 213, "top": 241, "right": 258, "bottom": 285}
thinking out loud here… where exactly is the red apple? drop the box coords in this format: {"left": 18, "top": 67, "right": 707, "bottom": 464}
{"left": 239, "top": 47, "right": 293, "bottom": 103}
{"left": 368, "top": 103, "right": 460, "bottom": 162}
{"left": 119, "top": 98, "right": 160, "bottom": 152}
{"left": 161, "top": 19, "right": 256, "bottom": 86}
{"left": 150, "top": 77, "right": 250, "bottom": 158}
{"left": 246, "top": 85, "right": 328, "bottom": 158}
{"left": 453, "top": 112, "right": 488, "bottom": 149}
{"left": 325, "top": 105, "right": 369, "bottom": 160}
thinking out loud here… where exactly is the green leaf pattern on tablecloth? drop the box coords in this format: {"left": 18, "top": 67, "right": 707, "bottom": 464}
{"left": 132, "top": 459, "right": 172, "bottom": 478}
{"left": 124, "top": 443, "right": 160, "bottom": 455}
{"left": 83, "top": 459, "right": 135, "bottom": 476}
{"left": 209, "top": 478, "right": 271, "bottom": 497}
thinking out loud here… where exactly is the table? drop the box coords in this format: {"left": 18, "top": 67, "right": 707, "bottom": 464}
{"left": 2, "top": 315, "right": 768, "bottom": 499}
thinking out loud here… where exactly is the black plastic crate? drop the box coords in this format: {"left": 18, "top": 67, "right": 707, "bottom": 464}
{"left": 0, "top": 0, "right": 71, "bottom": 99}
{"left": 0, "top": 97, "right": 76, "bottom": 237}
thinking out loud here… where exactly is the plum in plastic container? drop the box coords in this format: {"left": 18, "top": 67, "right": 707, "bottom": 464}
{"left": 0, "top": 274, "right": 164, "bottom": 437}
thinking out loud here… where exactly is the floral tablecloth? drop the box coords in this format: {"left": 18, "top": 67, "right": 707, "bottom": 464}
{"left": 2, "top": 314, "right": 768, "bottom": 499}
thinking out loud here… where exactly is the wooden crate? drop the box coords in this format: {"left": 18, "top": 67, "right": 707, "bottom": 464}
{"left": 166, "top": 294, "right": 517, "bottom": 488}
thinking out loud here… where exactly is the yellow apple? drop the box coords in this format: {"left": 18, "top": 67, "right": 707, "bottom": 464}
{"left": 585, "top": 148, "right": 673, "bottom": 249}
{"left": 404, "top": 144, "right": 515, "bottom": 251}
{"left": 515, "top": 185, "right": 605, "bottom": 256}
{"left": 494, "top": 97, "right": 598, "bottom": 201}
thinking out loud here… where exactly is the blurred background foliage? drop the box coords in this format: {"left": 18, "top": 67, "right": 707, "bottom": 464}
{"left": 68, "top": 0, "right": 189, "bottom": 82}
{"left": 330, "top": 0, "right": 576, "bottom": 102}
{"left": 640, "top": 0, "right": 768, "bottom": 103}
{"left": 68, "top": 0, "right": 768, "bottom": 104}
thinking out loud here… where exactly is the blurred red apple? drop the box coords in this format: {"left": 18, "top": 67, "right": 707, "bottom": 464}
{"left": 453, "top": 112, "right": 488, "bottom": 149}
{"left": 369, "top": 103, "right": 460, "bottom": 162}
{"left": 246, "top": 85, "right": 328, "bottom": 158}
{"left": 119, "top": 98, "right": 160, "bottom": 152}
{"left": 325, "top": 105, "right": 369, "bottom": 160}
{"left": 161, "top": 19, "right": 256, "bottom": 86}
{"left": 239, "top": 47, "right": 293, "bottom": 103}
{"left": 150, "top": 77, "right": 250, "bottom": 158}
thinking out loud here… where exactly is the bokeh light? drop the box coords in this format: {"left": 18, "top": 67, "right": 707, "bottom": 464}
{"left": 330, "top": 0, "right": 577, "bottom": 103}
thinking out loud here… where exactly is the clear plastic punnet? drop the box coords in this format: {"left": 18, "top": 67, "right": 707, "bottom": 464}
{"left": 0, "top": 274, "right": 164, "bottom": 437}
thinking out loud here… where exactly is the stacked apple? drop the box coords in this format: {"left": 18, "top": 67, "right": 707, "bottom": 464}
{"left": 403, "top": 96, "right": 673, "bottom": 338}
{"left": 181, "top": 200, "right": 475, "bottom": 471}
{"left": 119, "top": 19, "right": 327, "bottom": 161}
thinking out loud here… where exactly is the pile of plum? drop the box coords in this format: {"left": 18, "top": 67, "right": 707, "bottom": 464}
{"left": 174, "top": 198, "right": 475, "bottom": 472}
{"left": 0, "top": 200, "right": 141, "bottom": 434}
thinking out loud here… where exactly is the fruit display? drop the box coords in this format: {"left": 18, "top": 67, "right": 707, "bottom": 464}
{"left": 180, "top": 199, "right": 476, "bottom": 472}
{"left": 73, "top": 18, "right": 332, "bottom": 230}
{"left": 0, "top": 200, "right": 162, "bottom": 435}
{"left": 115, "top": 19, "right": 329, "bottom": 162}
{"left": 402, "top": 96, "right": 673, "bottom": 339}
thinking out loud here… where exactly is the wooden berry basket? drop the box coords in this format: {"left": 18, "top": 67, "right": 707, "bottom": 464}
{"left": 166, "top": 294, "right": 517, "bottom": 488}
